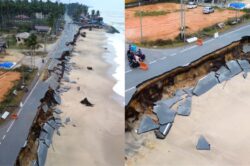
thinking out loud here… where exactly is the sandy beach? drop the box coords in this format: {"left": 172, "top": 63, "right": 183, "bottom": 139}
{"left": 127, "top": 73, "right": 250, "bottom": 166}
{"left": 46, "top": 29, "right": 124, "bottom": 166}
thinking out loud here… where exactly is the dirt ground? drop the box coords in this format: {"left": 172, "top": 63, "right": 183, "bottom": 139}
{"left": 126, "top": 3, "right": 243, "bottom": 42}
{"left": 0, "top": 50, "right": 24, "bottom": 63}
{"left": 0, "top": 71, "right": 21, "bottom": 102}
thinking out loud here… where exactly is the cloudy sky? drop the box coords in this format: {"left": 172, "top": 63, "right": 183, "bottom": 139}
{"left": 59, "top": 0, "right": 124, "bottom": 12}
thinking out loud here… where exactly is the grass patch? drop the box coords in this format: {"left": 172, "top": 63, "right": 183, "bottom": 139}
{"left": 135, "top": 10, "right": 170, "bottom": 17}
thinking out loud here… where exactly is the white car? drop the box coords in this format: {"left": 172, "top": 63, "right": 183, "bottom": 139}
{"left": 187, "top": 1, "right": 197, "bottom": 9}
{"left": 203, "top": 7, "right": 215, "bottom": 14}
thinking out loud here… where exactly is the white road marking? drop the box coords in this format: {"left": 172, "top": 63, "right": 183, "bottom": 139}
{"left": 2, "top": 135, "right": 6, "bottom": 140}
{"left": 149, "top": 60, "right": 157, "bottom": 64}
{"left": 125, "top": 70, "right": 132, "bottom": 74}
{"left": 17, "top": 78, "right": 40, "bottom": 116}
{"left": 203, "top": 38, "right": 214, "bottom": 44}
{"left": 125, "top": 87, "right": 135, "bottom": 93}
{"left": 160, "top": 56, "right": 167, "bottom": 60}
{"left": 6, "top": 121, "right": 15, "bottom": 133}
{"left": 180, "top": 45, "right": 197, "bottom": 53}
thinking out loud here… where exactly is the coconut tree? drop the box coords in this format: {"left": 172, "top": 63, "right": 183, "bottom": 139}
{"left": 25, "top": 33, "right": 42, "bottom": 69}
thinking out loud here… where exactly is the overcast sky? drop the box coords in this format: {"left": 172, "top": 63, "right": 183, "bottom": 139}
{"left": 59, "top": 0, "right": 124, "bottom": 12}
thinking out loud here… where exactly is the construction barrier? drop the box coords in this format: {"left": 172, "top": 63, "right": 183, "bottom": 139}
{"left": 139, "top": 62, "right": 148, "bottom": 71}
{"left": 196, "top": 39, "right": 203, "bottom": 46}
{"left": 11, "top": 114, "right": 18, "bottom": 119}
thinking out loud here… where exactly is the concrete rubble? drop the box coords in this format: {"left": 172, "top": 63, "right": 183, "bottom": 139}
{"left": 137, "top": 59, "right": 250, "bottom": 142}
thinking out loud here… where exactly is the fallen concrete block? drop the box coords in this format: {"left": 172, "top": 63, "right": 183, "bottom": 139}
{"left": 155, "top": 106, "right": 176, "bottom": 125}
{"left": 237, "top": 59, "right": 250, "bottom": 70}
{"left": 216, "top": 66, "right": 231, "bottom": 83}
{"left": 80, "top": 97, "right": 94, "bottom": 107}
{"left": 226, "top": 60, "right": 242, "bottom": 77}
{"left": 154, "top": 123, "right": 172, "bottom": 139}
{"left": 196, "top": 135, "right": 210, "bottom": 150}
{"left": 177, "top": 97, "right": 192, "bottom": 116}
{"left": 193, "top": 72, "right": 219, "bottom": 96}
{"left": 137, "top": 115, "right": 159, "bottom": 134}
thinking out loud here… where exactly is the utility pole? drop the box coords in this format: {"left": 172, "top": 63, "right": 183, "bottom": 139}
{"left": 139, "top": 0, "right": 143, "bottom": 43}
{"left": 180, "top": 0, "right": 186, "bottom": 42}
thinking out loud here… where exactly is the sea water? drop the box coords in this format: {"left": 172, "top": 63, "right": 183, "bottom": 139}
{"left": 84, "top": 0, "right": 124, "bottom": 104}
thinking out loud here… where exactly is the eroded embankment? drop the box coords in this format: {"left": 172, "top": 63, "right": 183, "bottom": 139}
{"left": 125, "top": 36, "right": 250, "bottom": 131}
{"left": 15, "top": 27, "right": 83, "bottom": 166}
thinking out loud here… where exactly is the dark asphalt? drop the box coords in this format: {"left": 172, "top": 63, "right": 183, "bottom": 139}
{"left": 0, "top": 14, "right": 78, "bottom": 166}
{"left": 125, "top": 24, "right": 250, "bottom": 105}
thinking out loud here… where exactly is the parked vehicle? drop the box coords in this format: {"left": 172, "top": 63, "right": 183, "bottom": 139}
{"left": 203, "top": 7, "right": 214, "bottom": 14}
{"left": 127, "top": 44, "right": 146, "bottom": 68}
{"left": 187, "top": 1, "right": 197, "bottom": 9}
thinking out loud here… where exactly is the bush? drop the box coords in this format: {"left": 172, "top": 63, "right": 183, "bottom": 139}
{"left": 135, "top": 10, "right": 169, "bottom": 17}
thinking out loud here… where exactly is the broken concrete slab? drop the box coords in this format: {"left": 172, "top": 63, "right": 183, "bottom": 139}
{"left": 47, "top": 119, "right": 58, "bottom": 129}
{"left": 243, "top": 44, "right": 250, "bottom": 53}
{"left": 53, "top": 113, "right": 61, "bottom": 120}
{"left": 53, "top": 108, "right": 63, "bottom": 114}
{"left": 193, "top": 72, "right": 219, "bottom": 96}
{"left": 53, "top": 92, "right": 61, "bottom": 105}
{"left": 39, "top": 131, "right": 48, "bottom": 140}
{"left": 156, "top": 96, "right": 182, "bottom": 108}
{"left": 65, "top": 117, "right": 71, "bottom": 124}
{"left": 215, "top": 66, "right": 231, "bottom": 83}
{"left": 177, "top": 97, "right": 192, "bottom": 116}
{"left": 42, "top": 123, "right": 54, "bottom": 140}
{"left": 237, "top": 59, "right": 250, "bottom": 70}
{"left": 196, "top": 135, "right": 210, "bottom": 150}
{"left": 41, "top": 104, "right": 48, "bottom": 113}
{"left": 154, "top": 123, "right": 172, "bottom": 139}
{"left": 226, "top": 60, "right": 242, "bottom": 77}
{"left": 243, "top": 72, "right": 248, "bottom": 79}
{"left": 183, "top": 87, "right": 194, "bottom": 96}
{"left": 80, "top": 97, "right": 94, "bottom": 107}
{"left": 155, "top": 107, "right": 176, "bottom": 125}
{"left": 174, "top": 89, "right": 186, "bottom": 97}
{"left": 137, "top": 115, "right": 159, "bottom": 134}
{"left": 37, "top": 141, "right": 48, "bottom": 166}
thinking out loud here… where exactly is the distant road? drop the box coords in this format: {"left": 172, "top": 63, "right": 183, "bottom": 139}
{"left": 125, "top": 23, "right": 250, "bottom": 105}
{"left": 0, "top": 14, "right": 78, "bottom": 166}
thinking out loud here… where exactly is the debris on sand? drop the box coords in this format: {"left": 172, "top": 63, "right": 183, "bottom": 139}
{"left": 196, "top": 135, "right": 210, "bottom": 150}
{"left": 65, "top": 117, "right": 71, "bottom": 124}
{"left": 80, "top": 97, "right": 94, "bottom": 107}
{"left": 87, "top": 66, "right": 93, "bottom": 70}
{"left": 77, "top": 86, "right": 80, "bottom": 91}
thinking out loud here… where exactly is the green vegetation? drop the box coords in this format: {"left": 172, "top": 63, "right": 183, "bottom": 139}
{"left": 67, "top": 3, "right": 88, "bottom": 21}
{"left": 0, "top": 0, "right": 65, "bottom": 33}
{"left": 135, "top": 10, "right": 169, "bottom": 17}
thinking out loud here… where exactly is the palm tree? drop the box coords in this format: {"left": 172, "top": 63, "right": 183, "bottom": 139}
{"left": 25, "top": 33, "right": 42, "bottom": 69}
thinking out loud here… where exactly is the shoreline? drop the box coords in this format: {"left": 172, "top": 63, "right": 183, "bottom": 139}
{"left": 46, "top": 28, "right": 123, "bottom": 166}
{"left": 102, "top": 36, "right": 124, "bottom": 105}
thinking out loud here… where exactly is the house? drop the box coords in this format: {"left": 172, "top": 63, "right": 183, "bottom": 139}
{"left": 35, "top": 12, "right": 45, "bottom": 19}
{"left": 34, "top": 25, "right": 51, "bottom": 33}
{"left": 15, "top": 15, "right": 30, "bottom": 20}
{"left": 16, "top": 32, "right": 30, "bottom": 45}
